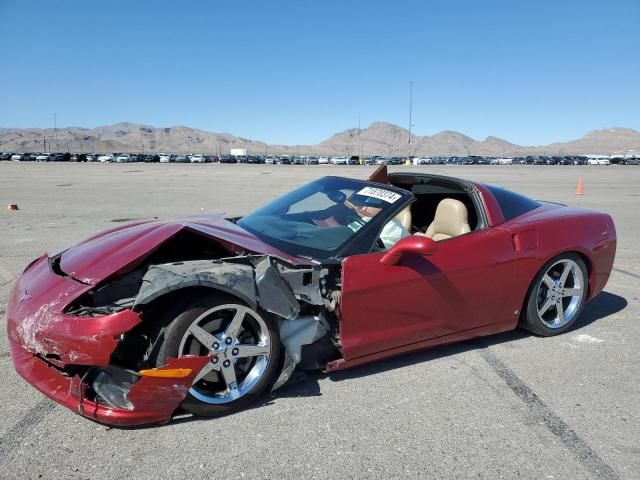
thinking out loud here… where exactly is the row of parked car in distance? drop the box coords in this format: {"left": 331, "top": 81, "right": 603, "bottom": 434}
{"left": 2, "top": 152, "right": 639, "bottom": 165}
{"left": 411, "top": 155, "right": 640, "bottom": 165}
{"left": 0, "top": 152, "right": 208, "bottom": 163}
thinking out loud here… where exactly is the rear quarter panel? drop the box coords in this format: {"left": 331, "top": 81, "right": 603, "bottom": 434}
{"left": 504, "top": 203, "right": 616, "bottom": 310}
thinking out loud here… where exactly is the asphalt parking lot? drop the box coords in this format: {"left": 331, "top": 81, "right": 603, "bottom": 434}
{"left": 0, "top": 163, "right": 638, "bottom": 480}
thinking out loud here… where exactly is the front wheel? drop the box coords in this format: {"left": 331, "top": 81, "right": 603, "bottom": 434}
{"left": 520, "top": 254, "right": 588, "bottom": 336}
{"left": 150, "top": 294, "right": 281, "bottom": 417}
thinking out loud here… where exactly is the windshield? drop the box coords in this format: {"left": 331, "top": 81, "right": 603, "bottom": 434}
{"left": 238, "top": 176, "right": 407, "bottom": 259}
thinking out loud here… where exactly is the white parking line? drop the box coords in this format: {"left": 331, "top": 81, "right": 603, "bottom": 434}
{"left": 573, "top": 334, "right": 604, "bottom": 344}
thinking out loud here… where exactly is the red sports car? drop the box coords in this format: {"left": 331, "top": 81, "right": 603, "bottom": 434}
{"left": 7, "top": 168, "right": 616, "bottom": 426}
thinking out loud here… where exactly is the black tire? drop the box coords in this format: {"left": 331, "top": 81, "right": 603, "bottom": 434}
{"left": 520, "top": 253, "right": 589, "bottom": 336}
{"left": 149, "top": 290, "right": 281, "bottom": 418}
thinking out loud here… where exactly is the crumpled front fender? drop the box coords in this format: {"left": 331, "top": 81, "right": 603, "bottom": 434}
{"left": 7, "top": 256, "right": 143, "bottom": 367}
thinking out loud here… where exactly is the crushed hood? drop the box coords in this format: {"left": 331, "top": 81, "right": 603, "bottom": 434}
{"left": 58, "top": 214, "right": 293, "bottom": 285}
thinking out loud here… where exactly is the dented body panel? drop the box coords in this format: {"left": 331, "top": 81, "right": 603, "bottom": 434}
{"left": 59, "top": 214, "right": 301, "bottom": 285}
{"left": 7, "top": 255, "right": 215, "bottom": 425}
{"left": 7, "top": 252, "right": 325, "bottom": 426}
{"left": 7, "top": 256, "right": 139, "bottom": 366}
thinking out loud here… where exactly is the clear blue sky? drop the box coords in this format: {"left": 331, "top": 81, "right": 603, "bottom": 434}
{"left": 1, "top": 0, "right": 638, "bottom": 145}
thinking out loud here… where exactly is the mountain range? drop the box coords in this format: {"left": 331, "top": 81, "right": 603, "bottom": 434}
{"left": 1, "top": 122, "right": 639, "bottom": 156}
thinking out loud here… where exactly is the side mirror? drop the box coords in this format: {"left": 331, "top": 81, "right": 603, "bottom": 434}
{"left": 380, "top": 235, "right": 437, "bottom": 266}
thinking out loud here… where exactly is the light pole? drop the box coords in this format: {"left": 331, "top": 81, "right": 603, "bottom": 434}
{"left": 358, "top": 115, "right": 362, "bottom": 159}
{"left": 408, "top": 82, "right": 413, "bottom": 159}
{"left": 54, "top": 113, "right": 58, "bottom": 153}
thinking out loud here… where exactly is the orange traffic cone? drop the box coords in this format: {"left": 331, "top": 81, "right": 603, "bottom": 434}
{"left": 575, "top": 177, "right": 584, "bottom": 196}
{"left": 7, "top": 203, "right": 19, "bottom": 211}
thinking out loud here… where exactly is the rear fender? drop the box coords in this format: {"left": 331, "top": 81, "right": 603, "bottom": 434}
{"left": 506, "top": 212, "right": 616, "bottom": 305}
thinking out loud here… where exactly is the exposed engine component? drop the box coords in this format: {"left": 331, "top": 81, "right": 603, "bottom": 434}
{"left": 64, "top": 245, "right": 342, "bottom": 392}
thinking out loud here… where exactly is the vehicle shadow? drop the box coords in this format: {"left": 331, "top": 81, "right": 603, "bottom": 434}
{"left": 160, "top": 291, "right": 627, "bottom": 428}
{"left": 574, "top": 291, "right": 628, "bottom": 329}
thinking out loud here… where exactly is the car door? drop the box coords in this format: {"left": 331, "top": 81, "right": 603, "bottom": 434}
{"left": 339, "top": 227, "right": 518, "bottom": 361}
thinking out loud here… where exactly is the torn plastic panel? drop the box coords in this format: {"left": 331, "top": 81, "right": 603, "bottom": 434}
{"left": 87, "top": 355, "right": 212, "bottom": 414}
{"left": 91, "top": 365, "right": 137, "bottom": 410}
{"left": 279, "top": 314, "right": 330, "bottom": 364}
{"left": 254, "top": 257, "right": 300, "bottom": 320}
{"left": 133, "top": 260, "right": 258, "bottom": 311}
{"left": 132, "top": 256, "right": 303, "bottom": 322}
{"left": 271, "top": 313, "right": 330, "bottom": 391}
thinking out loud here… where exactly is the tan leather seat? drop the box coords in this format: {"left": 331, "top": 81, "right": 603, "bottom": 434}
{"left": 394, "top": 206, "right": 412, "bottom": 231}
{"left": 417, "top": 198, "right": 470, "bottom": 241}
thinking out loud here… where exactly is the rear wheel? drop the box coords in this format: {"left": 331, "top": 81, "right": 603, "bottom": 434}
{"left": 151, "top": 293, "right": 281, "bottom": 417}
{"left": 521, "top": 254, "right": 588, "bottom": 336}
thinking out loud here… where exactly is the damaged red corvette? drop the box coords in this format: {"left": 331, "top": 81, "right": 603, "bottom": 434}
{"left": 7, "top": 169, "right": 616, "bottom": 426}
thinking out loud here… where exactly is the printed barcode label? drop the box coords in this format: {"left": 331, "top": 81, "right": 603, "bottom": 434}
{"left": 357, "top": 186, "right": 402, "bottom": 203}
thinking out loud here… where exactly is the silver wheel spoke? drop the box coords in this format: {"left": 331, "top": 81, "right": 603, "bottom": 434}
{"left": 563, "top": 287, "right": 581, "bottom": 297}
{"left": 192, "top": 361, "right": 219, "bottom": 384}
{"left": 555, "top": 300, "right": 565, "bottom": 325}
{"left": 538, "top": 297, "right": 555, "bottom": 316}
{"left": 542, "top": 274, "right": 555, "bottom": 291}
{"left": 189, "top": 324, "right": 216, "bottom": 349}
{"left": 221, "top": 364, "right": 239, "bottom": 399}
{"left": 559, "top": 263, "right": 572, "bottom": 285}
{"left": 224, "top": 307, "right": 247, "bottom": 341}
{"left": 234, "top": 344, "right": 270, "bottom": 359}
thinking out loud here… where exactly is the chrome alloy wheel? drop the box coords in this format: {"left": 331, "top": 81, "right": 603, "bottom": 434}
{"left": 178, "top": 304, "right": 271, "bottom": 404}
{"left": 536, "top": 259, "right": 585, "bottom": 329}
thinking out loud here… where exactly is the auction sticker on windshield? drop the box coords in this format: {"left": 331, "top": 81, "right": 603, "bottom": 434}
{"left": 357, "top": 186, "right": 402, "bottom": 203}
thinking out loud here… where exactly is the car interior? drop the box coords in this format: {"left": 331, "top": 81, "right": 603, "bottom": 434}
{"left": 386, "top": 174, "right": 481, "bottom": 244}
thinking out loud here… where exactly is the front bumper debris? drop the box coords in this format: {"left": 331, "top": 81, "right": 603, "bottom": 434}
{"left": 10, "top": 341, "right": 211, "bottom": 426}
{"left": 6, "top": 255, "right": 212, "bottom": 426}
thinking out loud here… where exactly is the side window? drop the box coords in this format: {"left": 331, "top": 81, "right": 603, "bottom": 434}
{"left": 486, "top": 185, "right": 540, "bottom": 221}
